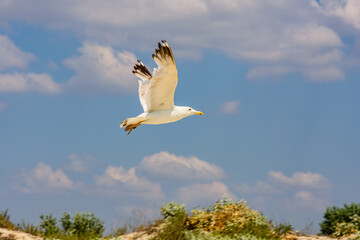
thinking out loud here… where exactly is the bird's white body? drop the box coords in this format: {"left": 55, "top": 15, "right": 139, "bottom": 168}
{"left": 121, "top": 41, "right": 203, "bottom": 134}
{"left": 125, "top": 106, "right": 201, "bottom": 126}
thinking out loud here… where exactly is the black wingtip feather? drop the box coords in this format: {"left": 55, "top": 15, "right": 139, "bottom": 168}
{"left": 153, "top": 40, "right": 175, "bottom": 63}
{"left": 132, "top": 59, "right": 152, "bottom": 79}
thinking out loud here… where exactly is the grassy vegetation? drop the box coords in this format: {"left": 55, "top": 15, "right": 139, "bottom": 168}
{"left": 148, "top": 198, "right": 295, "bottom": 240}
{"left": 1, "top": 199, "right": 360, "bottom": 239}
{"left": 1, "top": 210, "right": 105, "bottom": 240}
{"left": 39, "top": 212, "right": 105, "bottom": 239}
{"left": 0, "top": 210, "right": 15, "bottom": 230}
{"left": 320, "top": 202, "right": 360, "bottom": 238}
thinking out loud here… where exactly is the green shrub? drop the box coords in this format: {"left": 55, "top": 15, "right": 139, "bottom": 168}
{"left": 0, "top": 209, "right": 15, "bottom": 230}
{"left": 150, "top": 198, "right": 287, "bottom": 240}
{"left": 107, "top": 225, "right": 127, "bottom": 237}
{"left": 15, "top": 220, "right": 41, "bottom": 236}
{"left": 71, "top": 212, "right": 104, "bottom": 239}
{"left": 332, "top": 214, "right": 360, "bottom": 238}
{"left": 320, "top": 202, "right": 360, "bottom": 237}
{"left": 160, "top": 201, "right": 187, "bottom": 219}
{"left": 0, "top": 210, "right": 41, "bottom": 237}
{"left": 187, "top": 198, "right": 277, "bottom": 239}
{"left": 151, "top": 202, "right": 188, "bottom": 240}
{"left": 272, "top": 222, "right": 293, "bottom": 236}
{"left": 39, "top": 212, "right": 104, "bottom": 239}
{"left": 39, "top": 213, "right": 61, "bottom": 238}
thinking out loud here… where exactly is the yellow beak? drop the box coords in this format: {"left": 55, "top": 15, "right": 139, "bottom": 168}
{"left": 195, "top": 111, "right": 204, "bottom": 116}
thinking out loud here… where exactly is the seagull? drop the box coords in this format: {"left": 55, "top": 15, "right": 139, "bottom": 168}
{"left": 120, "top": 40, "right": 203, "bottom": 135}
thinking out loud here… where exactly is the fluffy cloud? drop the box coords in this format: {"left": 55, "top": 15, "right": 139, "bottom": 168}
{"left": 268, "top": 171, "right": 331, "bottom": 189}
{"left": 234, "top": 170, "right": 331, "bottom": 212}
{"left": 176, "top": 181, "right": 235, "bottom": 204}
{"left": 94, "top": 166, "right": 164, "bottom": 200}
{"left": 247, "top": 66, "right": 293, "bottom": 79}
{"left": 138, "top": 151, "right": 225, "bottom": 180}
{"left": 63, "top": 43, "right": 137, "bottom": 93}
{"left": 291, "top": 190, "right": 329, "bottom": 212}
{"left": 317, "top": 0, "right": 360, "bottom": 30}
{"left": 220, "top": 101, "right": 240, "bottom": 114}
{"left": 0, "top": 0, "right": 352, "bottom": 81}
{"left": 64, "top": 153, "right": 102, "bottom": 173}
{"left": 0, "top": 34, "right": 35, "bottom": 70}
{"left": 15, "top": 163, "right": 79, "bottom": 193}
{"left": 0, "top": 102, "right": 6, "bottom": 112}
{"left": 0, "top": 72, "right": 61, "bottom": 93}
{"left": 0, "top": 34, "right": 60, "bottom": 94}
{"left": 235, "top": 181, "right": 282, "bottom": 195}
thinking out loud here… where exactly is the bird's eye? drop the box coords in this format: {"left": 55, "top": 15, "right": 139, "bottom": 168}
{"left": 188, "top": 108, "right": 191, "bottom": 111}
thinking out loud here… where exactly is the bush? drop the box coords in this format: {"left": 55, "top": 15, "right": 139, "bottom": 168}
{"left": 39, "top": 212, "right": 104, "bottom": 239}
{"left": 272, "top": 222, "right": 293, "bottom": 236}
{"left": 151, "top": 202, "right": 188, "bottom": 240}
{"left": 187, "top": 198, "right": 277, "bottom": 239}
{"left": 16, "top": 220, "right": 41, "bottom": 236}
{"left": 320, "top": 202, "right": 360, "bottom": 237}
{"left": 1, "top": 209, "right": 41, "bottom": 237}
{"left": 39, "top": 213, "right": 61, "bottom": 238}
{"left": 150, "top": 198, "right": 288, "bottom": 240}
{"left": 160, "top": 201, "right": 187, "bottom": 220}
{"left": 0, "top": 209, "right": 15, "bottom": 230}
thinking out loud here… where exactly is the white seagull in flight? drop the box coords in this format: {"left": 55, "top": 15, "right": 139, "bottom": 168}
{"left": 120, "top": 40, "right": 203, "bottom": 134}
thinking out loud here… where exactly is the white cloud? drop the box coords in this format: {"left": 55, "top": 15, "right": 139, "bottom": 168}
{"left": 63, "top": 43, "right": 137, "bottom": 93}
{"left": 293, "top": 190, "right": 329, "bottom": 212}
{"left": 285, "top": 24, "right": 342, "bottom": 48}
{"left": 176, "top": 181, "right": 235, "bottom": 204}
{"left": 317, "top": 0, "right": 360, "bottom": 30}
{"left": 304, "top": 66, "right": 345, "bottom": 82}
{"left": 64, "top": 153, "right": 102, "bottom": 173}
{"left": 0, "top": 102, "right": 6, "bottom": 112}
{"left": 0, "top": 72, "right": 61, "bottom": 93}
{"left": 220, "top": 101, "right": 240, "bottom": 114}
{"left": 138, "top": 151, "right": 225, "bottom": 180}
{"left": 0, "top": 0, "right": 352, "bottom": 82}
{"left": 94, "top": 166, "right": 164, "bottom": 200}
{"left": 247, "top": 66, "right": 293, "bottom": 79}
{"left": 234, "top": 181, "right": 282, "bottom": 195}
{"left": 15, "top": 163, "right": 79, "bottom": 193}
{"left": 242, "top": 24, "right": 344, "bottom": 81}
{"left": 268, "top": 171, "right": 331, "bottom": 189}
{"left": 0, "top": 0, "right": 208, "bottom": 34}
{"left": 47, "top": 60, "right": 59, "bottom": 70}
{"left": 0, "top": 34, "right": 35, "bottom": 70}
{"left": 0, "top": 34, "right": 60, "bottom": 94}
{"left": 234, "top": 170, "right": 331, "bottom": 212}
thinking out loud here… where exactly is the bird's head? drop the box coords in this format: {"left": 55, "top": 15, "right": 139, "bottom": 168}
{"left": 178, "top": 106, "right": 204, "bottom": 117}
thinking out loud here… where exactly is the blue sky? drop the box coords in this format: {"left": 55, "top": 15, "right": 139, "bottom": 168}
{"left": 0, "top": 0, "right": 359, "bottom": 232}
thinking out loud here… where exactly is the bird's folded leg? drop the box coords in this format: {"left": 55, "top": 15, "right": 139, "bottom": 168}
{"left": 124, "top": 121, "right": 144, "bottom": 135}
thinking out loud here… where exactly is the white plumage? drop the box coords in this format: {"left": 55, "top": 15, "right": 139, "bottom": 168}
{"left": 120, "top": 40, "right": 203, "bottom": 134}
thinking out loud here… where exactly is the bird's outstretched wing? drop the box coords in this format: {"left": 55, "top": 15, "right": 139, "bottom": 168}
{"left": 132, "top": 40, "right": 178, "bottom": 112}
{"left": 133, "top": 60, "right": 152, "bottom": 112}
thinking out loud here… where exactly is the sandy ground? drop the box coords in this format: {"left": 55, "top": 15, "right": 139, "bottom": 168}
{"left": 116, "top": 232, "right": 338, "bottom": 240}
{"left": 0, "top": 228, "right": 42, "bottom": 240}
{"left": 295, "top": 236, "right": 336, "bottom": 240}
{"left": 0, "top": 227, "right": 340, "bottom": 240}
